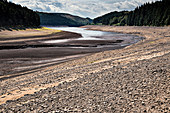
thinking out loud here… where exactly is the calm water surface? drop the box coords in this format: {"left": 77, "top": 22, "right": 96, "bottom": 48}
{"left": 45, "top": 27, "right": 142, "bottom": 48}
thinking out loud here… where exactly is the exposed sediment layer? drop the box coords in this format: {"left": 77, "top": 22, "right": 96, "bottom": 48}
{"left": 0, "top": 27, "right": 141, "bottom": 76}
{"left": 0, "top": 28, "right": 83, "bottom": 76}
{"left": 0, "top": 26, "right": 169, "bottom": 112}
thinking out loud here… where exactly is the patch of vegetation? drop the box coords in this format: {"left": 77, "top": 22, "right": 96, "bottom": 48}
{"left": 35, "top": 27, "right": 61, "bottom": 32}
{"left": 34, "top": 27, "right": 62, "bottom": 34}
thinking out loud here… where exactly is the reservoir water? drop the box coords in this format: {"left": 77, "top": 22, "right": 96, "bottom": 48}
{"left": 44, "top": 27, "right": 142, "bottom": 49}
{"left": 0, "top": 27, "right": 143, "bottom": 77}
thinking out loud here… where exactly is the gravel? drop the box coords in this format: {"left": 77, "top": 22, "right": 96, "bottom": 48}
{"left": 0, "top": 26, "right": 169, "bottom": 112}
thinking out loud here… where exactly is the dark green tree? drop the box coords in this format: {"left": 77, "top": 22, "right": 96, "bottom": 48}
{"left": 0, "top": 0, "right": 40, "bottom": 27}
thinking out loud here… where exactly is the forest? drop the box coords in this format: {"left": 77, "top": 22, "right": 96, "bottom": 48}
{"left": 0, "top": 0, "right": 40, "bottom": 27}
{"left": 94, "top": 0, "right": 170, "bottom": 26}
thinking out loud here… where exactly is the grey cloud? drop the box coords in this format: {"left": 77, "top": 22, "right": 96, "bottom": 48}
{"left": 9, "top": 0, "right": 161, "bottom": 18}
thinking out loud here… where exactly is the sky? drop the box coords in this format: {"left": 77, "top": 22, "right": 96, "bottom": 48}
{"left": 9, "top": 0, "right": 160, "bottom": 18}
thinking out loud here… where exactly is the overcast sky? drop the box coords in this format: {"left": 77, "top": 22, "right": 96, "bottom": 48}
{"left": 9, "top": 0, "right": 160, "bottom": 18}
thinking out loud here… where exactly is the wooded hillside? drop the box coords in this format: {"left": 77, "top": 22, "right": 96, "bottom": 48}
{"left": 94, "top": 0, "right": 170, "bottom": 26}
{"left": 38, "top": 12, "right": 92, "bottom": 27}
{"left": 0, "top": 0, "right": 40, "bottom": 27}
{"left": 94, "top": 11, "right": 129, "bottom": 26}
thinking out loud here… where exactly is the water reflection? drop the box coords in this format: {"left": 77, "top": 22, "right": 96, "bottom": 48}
{"left": 48, "top": 27, "right": 110, "bottom": 40}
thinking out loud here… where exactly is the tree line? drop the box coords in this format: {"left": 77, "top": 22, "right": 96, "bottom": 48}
{"left": 94, "top": 0, "right": 170, "bottom": 26}
{"left": 0, "top": 0, "right": 40, "bottom": 27}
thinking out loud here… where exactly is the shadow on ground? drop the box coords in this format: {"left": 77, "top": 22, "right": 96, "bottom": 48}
{"left": 0, "top": 26, "right": 41, "bottom": 31}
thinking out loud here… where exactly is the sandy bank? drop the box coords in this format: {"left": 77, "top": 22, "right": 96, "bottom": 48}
{"left": 0, "top": 27, "right": 82, "bottom": 46}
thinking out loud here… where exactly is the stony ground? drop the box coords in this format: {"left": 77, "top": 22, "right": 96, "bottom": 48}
{"left": 0, "top": 26, "right": 169, "bottom": 112}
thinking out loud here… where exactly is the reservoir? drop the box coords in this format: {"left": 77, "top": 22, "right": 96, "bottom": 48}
{"left": 44, "top": 27, "right": 142, "bottom": 50}
{"left": 0, "top": 27, "right": 143, "bottom": 77}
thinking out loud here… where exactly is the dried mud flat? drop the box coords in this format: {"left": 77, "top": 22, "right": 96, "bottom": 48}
{"left": 0, "top": 28, "right": 85, "bottom": 76}
{"left": 0, "top": 26, "right": 170, "bottom": 112}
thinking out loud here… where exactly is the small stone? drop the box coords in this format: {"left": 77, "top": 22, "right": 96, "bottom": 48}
{"left": 142, "top": 102, "right": 145, "bottom": 106}
{"left": 144, "top": 110, "right": 147, "bottom": 112}
{"left": 151, "top": 106, "right": 155, "bottom": 109}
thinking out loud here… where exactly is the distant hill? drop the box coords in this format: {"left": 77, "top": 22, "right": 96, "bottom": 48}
{"left": 94, "top": 11, "right": 129, "bottom": 26}
{"left": 38, "top": 12, "right": 92, "bottom": 27}
{"left": 0, "top": 0, "right": 40, "bottom": 27}
{"left": 94, "top": 0, "right": 170, "bottom": 26}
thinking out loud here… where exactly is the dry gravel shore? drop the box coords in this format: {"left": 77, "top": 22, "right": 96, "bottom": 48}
{"left": 0, "top": 25, "right": 170, "bottom": 112}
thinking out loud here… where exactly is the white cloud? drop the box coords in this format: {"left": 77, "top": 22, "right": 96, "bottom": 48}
{"left": 9, "top": 0, "right": 161, "bottom": 18}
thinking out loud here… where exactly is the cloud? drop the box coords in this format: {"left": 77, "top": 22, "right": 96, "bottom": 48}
{"left": 9, "top": 0, "right": 161, "bottom": 18}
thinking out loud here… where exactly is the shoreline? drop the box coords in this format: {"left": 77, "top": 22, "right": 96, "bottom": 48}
{"left": 0, "top": 26, "right": 169, "bottom": 112}
{"left": 0, "top": 26, "right": 142, "bottom": 76}
{"left": 0, "top": 27, "right": 83, "bottom": 76}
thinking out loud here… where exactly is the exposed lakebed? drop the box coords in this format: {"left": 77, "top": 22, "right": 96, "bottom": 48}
{"left": 0, "top": 27, "right": 143, "bottom": 78}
